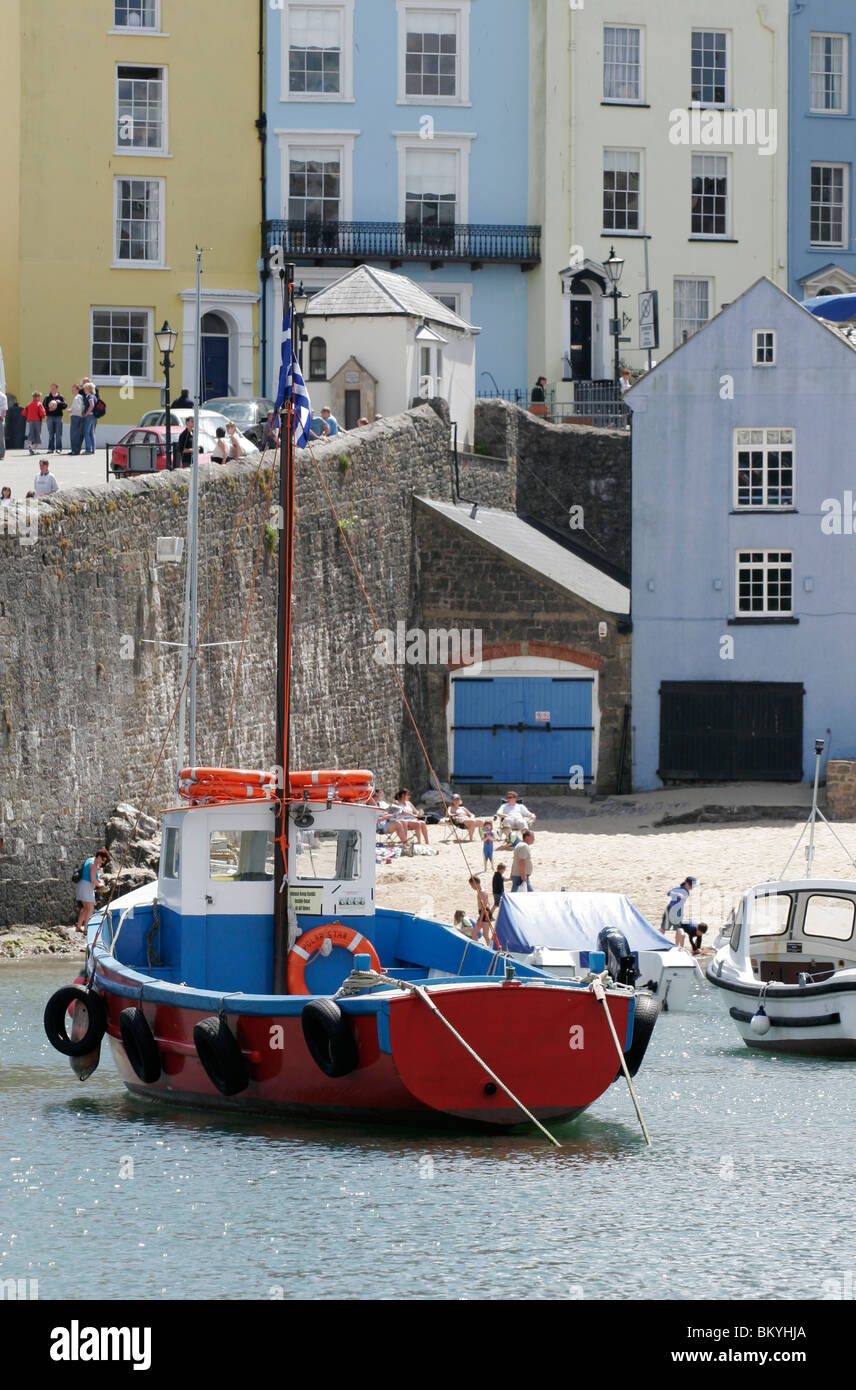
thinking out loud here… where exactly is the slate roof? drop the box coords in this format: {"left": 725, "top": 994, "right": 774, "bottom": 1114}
{"left": 305, "top": 265, "right": 477, "bottom": 333}
{"left": 415, "top": 498, "right": 630, "bottom": 616}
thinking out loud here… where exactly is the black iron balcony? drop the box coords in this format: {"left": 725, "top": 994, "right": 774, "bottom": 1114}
{"left": 263, "top": 219, "right": 541, "bottom": 268}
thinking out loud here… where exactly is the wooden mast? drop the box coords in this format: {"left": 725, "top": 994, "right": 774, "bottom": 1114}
{"left": 273, "top": 266, "right": 296, "bottom": 994}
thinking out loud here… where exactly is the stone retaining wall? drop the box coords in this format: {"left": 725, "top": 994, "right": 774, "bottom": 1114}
{"left": 825, "top": 760, "right": 856, "bottom": 820}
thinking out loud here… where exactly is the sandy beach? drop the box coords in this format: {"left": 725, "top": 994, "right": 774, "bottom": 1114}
{"left": 5, "top": 782, "right": 854, "bottom": 959}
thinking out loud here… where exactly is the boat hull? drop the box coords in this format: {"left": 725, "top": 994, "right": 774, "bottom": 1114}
{"left": 94, "top": 960, "right": 633, "bottom": 1130}
{"left": 706, "top": 964, "right": 856, "bottom": 1056}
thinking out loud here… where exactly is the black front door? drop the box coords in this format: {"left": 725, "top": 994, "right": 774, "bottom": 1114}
{"left": 659, "top": 682, "right": 804, "bottom": 781}
{"left": 570, "top": 300, "right": 592, "bottom": 380}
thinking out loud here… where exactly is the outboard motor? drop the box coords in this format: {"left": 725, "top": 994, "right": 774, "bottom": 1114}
{"left": 596, "top": 927, "right": 639, "bottom": 987}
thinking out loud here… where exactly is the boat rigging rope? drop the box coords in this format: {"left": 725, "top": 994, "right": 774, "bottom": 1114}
{"left": 305, "top": 444, "right": 482, "bottom": 894}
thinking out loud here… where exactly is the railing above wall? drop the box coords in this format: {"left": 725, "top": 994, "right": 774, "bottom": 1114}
{"left": 263, "top": 220, "right": 541, "bottom": 268}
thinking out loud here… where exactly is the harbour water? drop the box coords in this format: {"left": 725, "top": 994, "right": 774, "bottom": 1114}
{"left": 2, "top": 960, "right": 853, "bottom": 1302}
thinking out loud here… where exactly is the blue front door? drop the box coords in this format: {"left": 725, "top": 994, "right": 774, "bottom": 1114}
{"left": 452, "top": 677, "right": 594, "bottom": 784}
{"left": 202, "top": 337, "right": 229, "bottom": 399}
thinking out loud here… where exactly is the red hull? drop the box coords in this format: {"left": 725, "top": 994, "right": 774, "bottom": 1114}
{"left": 96, "top": 969, "right": 631, "bottom": 1130}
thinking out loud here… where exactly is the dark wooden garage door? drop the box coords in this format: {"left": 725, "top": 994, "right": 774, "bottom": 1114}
{"left": 659, "top": 682, "right": 804, "bottom": 781}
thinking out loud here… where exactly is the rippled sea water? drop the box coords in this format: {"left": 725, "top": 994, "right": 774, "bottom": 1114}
{"left": 1, "top": 960, "right": 853, "bottom": 1301}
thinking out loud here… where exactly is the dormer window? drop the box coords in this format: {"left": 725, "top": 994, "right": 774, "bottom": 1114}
{"left": 753, "top": 330, "right": 776, "bottom": 366}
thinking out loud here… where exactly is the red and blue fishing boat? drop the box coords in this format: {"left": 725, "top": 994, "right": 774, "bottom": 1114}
{"left": 44, "top": 270, "right": 656, "bottom": 1141}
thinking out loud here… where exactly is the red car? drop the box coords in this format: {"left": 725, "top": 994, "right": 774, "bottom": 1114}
{"left": 108, "top": 427, "right": 212, "bottom": 480}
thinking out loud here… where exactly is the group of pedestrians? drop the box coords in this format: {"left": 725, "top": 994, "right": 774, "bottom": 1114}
{"left": 20, "top": 382, "right": 101, "bottom": 456}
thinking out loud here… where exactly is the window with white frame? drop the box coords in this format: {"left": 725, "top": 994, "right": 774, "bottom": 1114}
{"left": 603, "top": 149, "right": 641, "bottom": 231}
{"left": 114, "top": 178, "right": 163, "bottom": 264}
{"left": 734, "top": 429, "right": 794, "bottom": 509}
{"left": 691, "top": 30, "right": 728, "bottom": 106}
{"left": 405, "top": 146, "right": 458, "bottom": 234}
{"left": 398, "top": 2, "right": 469, "bottom": 103}
{"left": 91, "top": 308, "right": 151, "bottom": 382}
{"left": 811, "top": 163, "right": 848, "bottom": 246}
{"left": 736, "top": 551, "right": 793, "bottom": 615}
{"left": 673, "top": 278, "right": 711, "bottom": 345}
{"left": 753, "top": 330, "right": 776, "bottom": 366}
{"left": 116, "top": 65, "right": 166, "bottom": 152}
{"left": 433, "top": 292, "right": 459, "bottom": 312}
{"left": 288, "top": 147, "right": 341, "bottom": 223}
{"left": 810, "top": 33, "right": 848, "bottom": 113}
{"left": 691, "top": 154, "right": 729, "bottom": 236}
{"left": 287, "top": 6, "right": 343, "bottom": 95}
{"left": 114, "top": 0, "right": 159, "bottom": 29}
{"left": 603, "top": 25, "right": 642, "bottom": 101}
{"left": 419, "top": 343, "right": 444, "bottom": 394}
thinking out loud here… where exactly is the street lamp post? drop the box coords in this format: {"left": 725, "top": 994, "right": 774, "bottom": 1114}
{"left": 603, "top": 246, "right": 626, "bottom": 387}
{"left": 293, "top": 282, "right": 310, "bottom": 369}
{"left": 155, "top": 320, "right": 179, "bottom": 469}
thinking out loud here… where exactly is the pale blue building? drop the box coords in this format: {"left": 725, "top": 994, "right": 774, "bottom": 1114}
{"left": 628, "top": 277, "right": 856, "bottom": 789}
{"left": 790, "top": 3, "right": 856, "bottom": 300}
{"left": 260, "top": 0, "right": 536, "bottom": 417}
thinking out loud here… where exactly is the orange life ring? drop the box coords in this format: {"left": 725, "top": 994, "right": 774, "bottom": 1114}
{"left": 287, "top": 922, "right": 381, "bottom": 995}
{"left": 178, "top": 767, "right": 278, "bottom": 803}
{"left": 288, "top": 769, "right": 375, "bottom": 804}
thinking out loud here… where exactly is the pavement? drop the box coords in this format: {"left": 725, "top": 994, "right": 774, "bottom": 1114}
{"left": 1, "top": 445, "right": 111, "bottom": 499}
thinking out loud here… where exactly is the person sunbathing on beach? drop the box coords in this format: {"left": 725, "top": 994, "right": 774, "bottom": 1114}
{"left": 447, "top": 795, "right": 490, "bottom": 841}
{"left": 393, "top": 788, "right": 428, "bottom": 845}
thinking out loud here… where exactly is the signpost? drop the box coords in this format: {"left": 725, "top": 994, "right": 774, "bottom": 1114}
{"left": 639, "top": 290, "right": 659, "bottom": 352}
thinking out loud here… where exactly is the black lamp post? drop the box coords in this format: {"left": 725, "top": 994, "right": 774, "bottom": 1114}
{"left": 293, "top": 282, "right": 310, "bottom": 369}
{"left": 155, "top": 320, "right": 179, "bottom": 469}
{"left": 603, "top": 246, "right": 626, "bottom": 386}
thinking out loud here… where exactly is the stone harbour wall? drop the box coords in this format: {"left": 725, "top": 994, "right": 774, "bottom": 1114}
{"left": 0, "top": 407, "right": 454, "bottom": 924}
{"left": 825, "top": 760, "right": 856, "bottom": 821}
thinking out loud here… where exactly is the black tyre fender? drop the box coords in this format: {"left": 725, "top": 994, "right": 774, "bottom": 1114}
{"left": 44, "top": 985, "right": 107, "bottom": 1058}
{"left": 119, "top": 1007, "right": 162, "bottom": 1084}
{"left": 193, "top": 1015, "right": 249, "bottom": 1096}
{"left": 301, "top": 998, "right": 359, "bottom": 1078}
{"left": 622, "top": 992, "right": 661, "bottom": 1079}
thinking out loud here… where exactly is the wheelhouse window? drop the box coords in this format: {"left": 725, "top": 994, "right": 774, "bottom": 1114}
{"left": 603, "top": 149, "right": 641, "bottom": 232}
{"left": 603, "top": 25, "right": 642, "bottom": 102}
{"left": 91, "top": 308, "right": 151, "bottom": 382}
{"left": 208, "top": 830, "right": 274, "bottom": 882}
{"left": 294, "top": 829, "right": 361, "bottom": 881}
{"left": 116, "top": 65, "right": 166, "bottom": 152}
{"left": 749, "top": 894, "right": 791, "bottom": 937}
{"left": 114, "top": 178, "right": 163, "bottom": 264}
{"left": 803, "top": 894, "right": 855, "bottom": 941}
{"left": 114, "top": 0, "right": 159, "bottom": 28}
{"left": 811, "top": 163, "right": 848, "bottom": 247}
{"left": 734, "top": 429, "right": 794, "bottom": 508}
{"left": 288, "top": 6, "right": 342, "bottom": 94}
{"left": 753, "top": 329, "right": 776, "bottom": 366}
{"left": 161, "top": 826, "right": 180, "bottom": 879}
{"left": 691, "top": 154, "right": 729, "bottom": 237}
{"left": 308, "top": 337, "right": 327, "bottom": 380}
{"left": 810, "top": 34, "right": 847, "bottom": 113}
{"left": 736, "top": 550, "right": 793, "bottom": 616}
{"left": 673, "top": 277, "right": 711, "bottom": 345}
{"left": 691, "top": 30, "right": 728, "bottom": 106}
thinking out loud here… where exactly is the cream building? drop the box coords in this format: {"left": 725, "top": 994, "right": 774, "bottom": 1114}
{"left": 528, "top": 1, "right": 789, "bottom": 395}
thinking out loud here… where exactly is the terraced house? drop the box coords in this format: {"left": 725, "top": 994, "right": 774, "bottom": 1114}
{"left": 0, "top": 0, "right": 260, "bottom": 439}
{"left": 262, "top": 0, "right": 536, "bottom": 403}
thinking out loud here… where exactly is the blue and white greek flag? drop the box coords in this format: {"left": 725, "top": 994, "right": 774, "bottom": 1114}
{"left": 273, "top": 306, "right": 312, "bottom": 448}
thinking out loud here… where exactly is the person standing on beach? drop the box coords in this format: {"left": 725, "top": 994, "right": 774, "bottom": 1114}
{"left": 510, "top": 832, "right": 534, "bottom": 892}
{"left": 482, "top": 822, "right": 494, "bottom": 867}
{"left": 468, "top": 874, "right": 494, "bottom": 946}
{"left": 492, "top": 862, "right": 507, "bottom": 912}
{"left": 74, "top": 848, "right": 111, "bottom": 933}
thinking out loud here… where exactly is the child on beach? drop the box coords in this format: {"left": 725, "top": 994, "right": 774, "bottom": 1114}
{"left": 481, "top": 823, "right": 494, "bottom": 867}
{"left": 468, "top": 874, "right": 494, "bottom": 947}
{"left": 453, "top": 909, "right": 476, "bottom": 936}
{"left": 492, "top": 862, "right": 506, "bottom": 912}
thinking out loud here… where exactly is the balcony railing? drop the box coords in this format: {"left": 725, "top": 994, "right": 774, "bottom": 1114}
{"left": 263, "top": 219, "right": 541, "bottom": 267}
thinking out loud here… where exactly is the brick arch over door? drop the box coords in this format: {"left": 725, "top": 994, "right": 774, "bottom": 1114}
{"left": 448, "top": 640, "right": 603, "bottom": 673}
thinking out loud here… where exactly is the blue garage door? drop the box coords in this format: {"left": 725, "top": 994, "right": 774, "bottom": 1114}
{"left": 452, "top": 677, "right": 594, "bottom": 784}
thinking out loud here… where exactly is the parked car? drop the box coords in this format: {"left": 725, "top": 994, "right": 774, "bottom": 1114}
{"left": 202, "top": 397, "right": 276, "bottom": 447}
{"left": 109, "top": 426, "right": 214, "bottom": 479}
{"left": 137, "top": 409, "right": 259, "bottom": 456}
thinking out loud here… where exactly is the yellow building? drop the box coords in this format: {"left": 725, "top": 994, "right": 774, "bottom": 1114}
{"left": 0, "top": 0, "right": 261, "bottom": 438}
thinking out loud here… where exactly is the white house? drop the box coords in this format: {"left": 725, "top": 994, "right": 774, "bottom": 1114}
{"left": 301, "top": 265, "right": 480, "bottom": 444}
{"left": 528, "top": 0, "right": 789, "bottom": 393}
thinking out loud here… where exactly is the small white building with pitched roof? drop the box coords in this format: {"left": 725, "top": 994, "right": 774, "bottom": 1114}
{"left": 302, "top": 265, "right": 480, "bottom": 444}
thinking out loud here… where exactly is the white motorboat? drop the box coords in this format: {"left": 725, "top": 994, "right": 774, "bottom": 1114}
{"left": 494, "top": 891, "right": 701, "bottom": 1011}
{"left": 707, "top": 739, "right": 856, "bottom": 1055}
